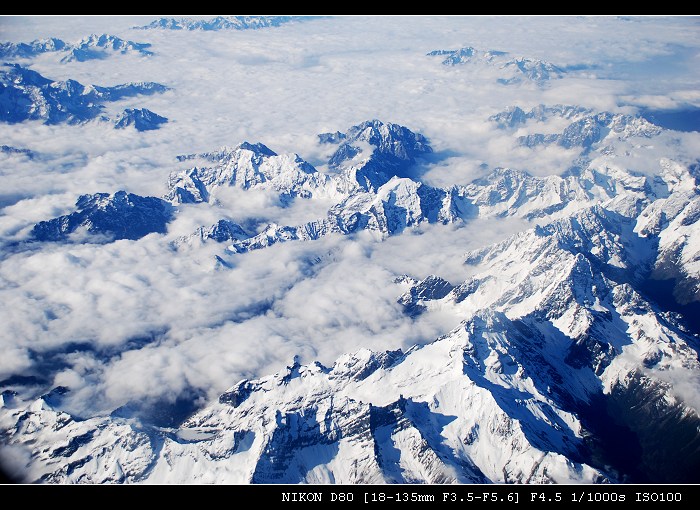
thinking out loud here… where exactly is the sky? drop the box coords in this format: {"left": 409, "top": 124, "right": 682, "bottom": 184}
{"left": 0, "top": 15, "right": 699, "bottom": 418}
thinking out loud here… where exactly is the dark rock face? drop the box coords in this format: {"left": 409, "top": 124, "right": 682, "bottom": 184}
{"left": 32, "top": 191, "right": 174, "bottom": 242}
{"left": 398, "top": 275, "right": 455, "bottom": 316}
{"left": 114, "top": 108, "right": 168, "bottom": 131}
{"left": 326, "top": 119, "right": 433, "bottom": 192}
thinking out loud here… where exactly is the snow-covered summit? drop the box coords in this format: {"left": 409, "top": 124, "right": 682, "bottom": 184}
{"left": 32, "top": 191, "right": 174, "bottom": 242}
{"left": 166, "top": 141, "right": 351, "bottom": 204}
{"left": 321, "top": 119, "right": 433, "bottom": 192}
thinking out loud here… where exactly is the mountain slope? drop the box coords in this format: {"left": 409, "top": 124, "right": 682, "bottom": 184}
{"left": 0, "top": 319, "right": 606, "bottom": 484}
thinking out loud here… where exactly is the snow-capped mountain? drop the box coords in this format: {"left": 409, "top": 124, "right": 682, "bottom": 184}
{"left": 321, "top": 119, "right": 433, "bottom": 192}
{"left": 166, "top": 142, "right": 351, "bottom": 204}
{"left": 498, "top": 59, "right": 564, "bottom": 85}
{"left": 495, "top": 105, "right": 662, "bottom": 149}
{"left": 227, "top": 177, "right": 472, "bottom": 253}
{"left": 31, "top": 191, "right": 174, "bottom": 242}
{"left": 166, "top": 120, "right": 432, "bottom": 204}
{"left": 428, "top": 47, "right": 567, "bottom": 84}
{"left": 397, "top": 274, "right": 454, "bottom": 317}
{"left": 137, "top": 16, "right": 303, "bottom": 31}
{"left": 174, "top": 219, "right": 251, "bottom": 248}
{"left": 490, "top": 104, "right": 591, "bottom": 129}
{"left": 113, "top": 108, "right": 168, "bottom": 131}
{"left": 32, "top": 112, "right": 672, "bottom": 251}
{"left": 0, "top": 64, "right": 168, "bottom": 125}
{"left": 0, "top": 34, "right": 152, "bottom": 62}
{"left": 61, "top": 34, "right": 153, "bottom": 63}
{"left": 0, "top": 38, "right": 67, "bottom": 59}
{"left": 163, "top": 113, "right": 677, "bottom": 255}
{"left": 427, "top": 47, "right": 508, "bottom": 66}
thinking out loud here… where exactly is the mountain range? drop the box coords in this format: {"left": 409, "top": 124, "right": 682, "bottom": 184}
{"left": 5, "top": 103, "right": 699, "bottom": 482}
{"left": 427, "top": 46, "right": 568, "bottom": 85}
{"left": 6, "top": 174, "right": 699, "bottom": 482}
{"left": 136, "top": 16, "right": 306, "bottom": 31}
{"left": 0, "top": 34, "right": 153, "bottom": 63}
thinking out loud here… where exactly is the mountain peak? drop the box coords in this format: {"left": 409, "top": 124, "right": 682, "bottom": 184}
{"left": 165, "top": 141, "right": 347, "bottom": 204}
{"left": 324, "top": 120, "right": 432, "bottom": 192}
{"left": 114, "top": 108, "right": 168, "bottom": 131}
{"left": 236, "top": 141, "right": 277, "bottom": 157}
{"left": 32, "top": 191, "right": 174, "bottom": 242}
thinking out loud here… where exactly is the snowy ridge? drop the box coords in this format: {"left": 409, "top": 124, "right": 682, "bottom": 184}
{"left": 166, "top": 142, "right": 352, "bottom": 204}
{"left": 461, "top": 165, "right": 649, "bottom": 221}
{"left": 0, "top": 34, "right": 152, "bottom": 62}
{"left": 136, "top": 16, "right": 304, "bottom": 31}
{"left": 0, "top": 38, "right": 67, "bottom": 58}
{"left": 227, "top": 177, "right": 472, "bottom": 253}
{"left": 490, "top": 104, "right": 661, "bottom": 149}
{"left": 428, "top": 47, "right": 567, "bottom": 84}
{"left": 0, "top": 64, "right": 168, "bottom": 126}
{"left": 498, "top": 59, "right": 565, "bottom": 85}
{"left": 173, "top": 219, "right": 251, "bottom": 247}
{"left": 490, "top": 104, "right": 592, "bottom": 129}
